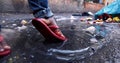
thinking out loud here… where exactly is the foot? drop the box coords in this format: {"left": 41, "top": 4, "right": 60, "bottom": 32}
{"left": 40, "top": 17, "right": 66, "bottom": 39}
{"left": 0, "top": 35, "right": 11, "bottom": 56}
{"left": 40, "top": 17, "right": 57, "bottom": 26}
{"left": 49, "top": 25, "right": 66, "bottom": 39}
{"left": 0, "top": 41, "right": 11, "bottom": 51}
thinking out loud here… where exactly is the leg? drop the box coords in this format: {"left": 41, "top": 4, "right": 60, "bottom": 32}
{"left": 28, "top": 0, "right": 53, "bottom": 18}
{"left": 28, "top": 0, "right": 67, "bottom": 42}
{"left": 28, "top": 0, "right": 58, "bottom": 25}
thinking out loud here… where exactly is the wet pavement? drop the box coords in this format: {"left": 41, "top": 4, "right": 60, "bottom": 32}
{"left": 0, "top": 13, "right": 120, "bottom": 63}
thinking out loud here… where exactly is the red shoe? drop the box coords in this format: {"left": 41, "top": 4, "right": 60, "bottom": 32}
{"left": 32, "top": 18, "right": 67, "bottom": 42}
{"left": 0, "top": 35, "right": 11, "bottom": 57}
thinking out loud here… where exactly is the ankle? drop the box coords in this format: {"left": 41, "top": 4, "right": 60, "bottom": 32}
{"left": 47, "top": 17, "right": 57, "bottom": 26}
{"left": 41, "top": 17, "right": 57, "bottom": 26}
{"left": 41, "top": 18, "right": 51, "bottom": 25}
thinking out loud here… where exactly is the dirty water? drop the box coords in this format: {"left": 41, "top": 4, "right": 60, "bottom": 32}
{"left": 0, "top": 16, "right": 120, "bottom": 63}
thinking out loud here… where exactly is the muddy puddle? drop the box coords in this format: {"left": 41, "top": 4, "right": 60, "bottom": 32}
{"left": 0, "top": 16, "right": 120, "bottom": 63}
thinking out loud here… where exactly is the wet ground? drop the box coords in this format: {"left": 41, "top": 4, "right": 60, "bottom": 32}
{"left": 0, "top": 13, "right": 120, "bottom": 63}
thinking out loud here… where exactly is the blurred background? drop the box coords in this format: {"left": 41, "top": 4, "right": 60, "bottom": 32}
{"left": 0, "top": 0, "right": 109, "bottom": 13}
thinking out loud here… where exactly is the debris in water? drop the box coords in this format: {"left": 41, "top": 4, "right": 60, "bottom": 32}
{"left": 12, "top": 24, "right": 17, "bottom": 27}
{"left": 21, "top": 20, "right": 28, "bottom": 25}
{"left": 86, "top": 17, "right": 93, "bottom": 21}
{"left": 80, "top": 17, "right": 86, "bottom": 22}
{"left": 48, "top": 47, "right": 90, "bottom": 54}
{"left": 15, "top": 25, "right": 27, "bottom": 31}
{"left": 90, "top": 38, "right": 98, "bottom": 43}
{"left": 83, "top": 26, "right": 96, "bottom": 34}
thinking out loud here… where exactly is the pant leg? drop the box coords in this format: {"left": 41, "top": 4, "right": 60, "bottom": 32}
{"left": 28, "top": 0, "right": 54, "bottom": 19}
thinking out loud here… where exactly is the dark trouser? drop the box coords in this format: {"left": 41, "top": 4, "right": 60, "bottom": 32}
{"left": 28, "top": 0, "right": 53, "bottom": 19}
